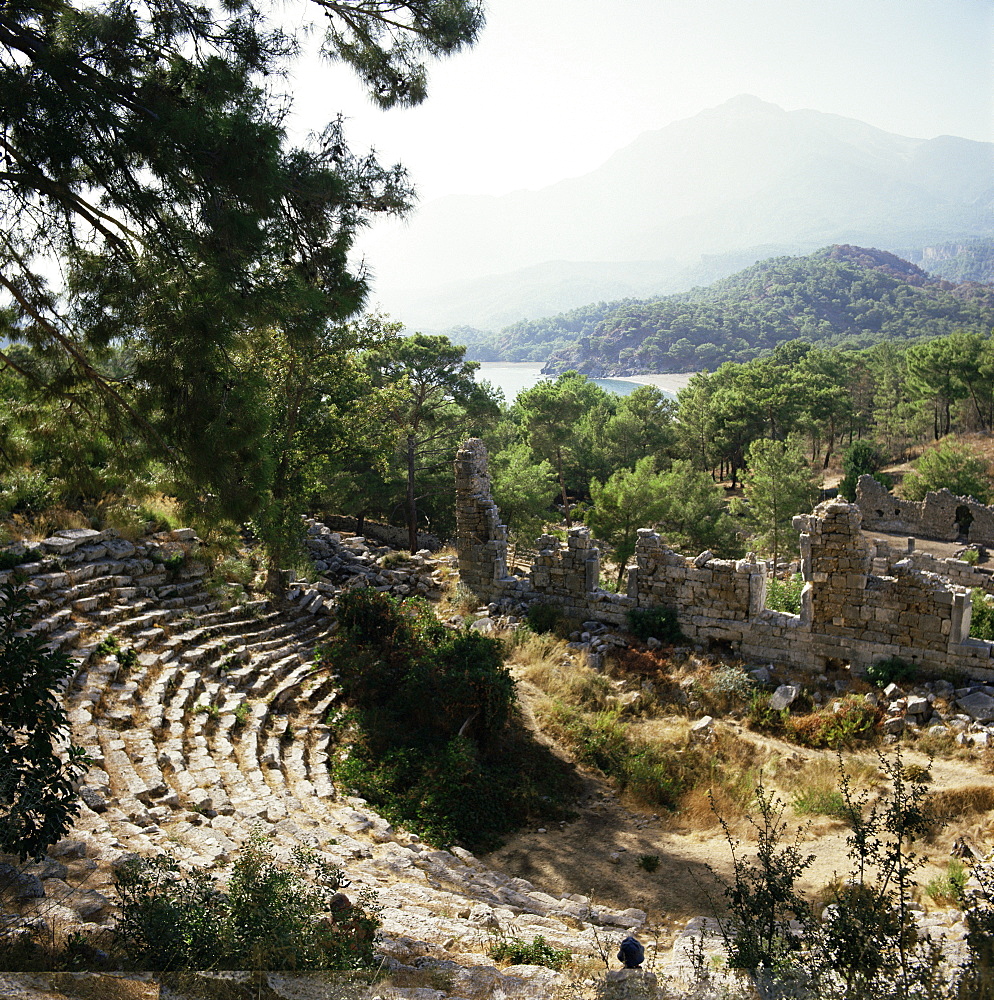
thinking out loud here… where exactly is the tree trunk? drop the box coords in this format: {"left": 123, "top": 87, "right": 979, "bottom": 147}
{"left": 406, "top": 433, "right": 418, "bottom": 553}
{"left": 356, "top": 511, "right": 365, "bottom": 535}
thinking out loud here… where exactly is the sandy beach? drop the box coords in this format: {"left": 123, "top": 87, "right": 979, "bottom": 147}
{"left": 620, "top": 372, "right": 697, "bottom": 394}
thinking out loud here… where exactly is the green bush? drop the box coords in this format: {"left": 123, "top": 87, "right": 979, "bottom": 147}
{"left": 703, "top": 754, "right": 965, "bottom": 996}
{"left": 525, "top": 600, "right": 565, "bottom": 635}
{"left": 637, "top": 854, "right": 660, "bottom": 873}
{"left": 746, "top": 692, "right": 787, "bottom": 732}
{"left": 114, "top": 835, "right": 378, "bottom": 971}
{"left": 324, "top": 589, "right": 574, "bottom": 850}
{"left": 786, "top": 697, "right": 881, "bottom": 750}
{"left": 0, "top": 549, "right": 32, "bottom": 571}
{"left": 766, "top": 573, "right": 804, "bottom": 614}
{"left": 837, "top": 440, "right": 892, "bottom": 502}
{"left": 0, "top": 583, "right": 89, "bottom": 860}
{"left": 626, "top": 604, "right": 682, "bottom": 643}
{"left": 971, "top": 589, "right": 994, "bottom": 641}
{"left": 902, "top": 441, "right": 991, "bottom": 504}
{"left": 865, "top": 656, "right": 916, "bottom": 688}
{"left": 0, "top": 468, "right": 56, "bottom": 517}
{"left": 489, "top": 935, "right": 571, "bottom": 970}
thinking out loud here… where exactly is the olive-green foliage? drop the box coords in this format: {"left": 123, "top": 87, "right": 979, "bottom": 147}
{"left": 626, "top": 605, "right": 682, "bottom": 644}
{"left": 748, "top": 693, "right": 880, "bottom": 751}
{"left": 766, "top": 573, "right": 805, "bottom": 614}
{"left": 789, "top": 697, "right": 881, "bottom": 751}
{"left": 489, "top": 935, "right": 571, "bottom": 971}
{"left": 865, "top": 656, "right": 917, "bottom": 688}
{"left": 926, "top": 860, "right": 967, "bottom": 906}
{"left": 114, "top": 835, "right": 378, "bottom": 971}
{"left": 637, "top": 854, "right": 660, "bottom": 873}
{"left": 902, "top": 441, "right": 991, "bottom": 503}
{"left": 970, "top": 589, "right": 994, "bottom": 641}
{"left": 0, "top": 583, "right": 89, "bottom": 860}
{"left": 324, "top": 589, "right": 573, "bottom": 850}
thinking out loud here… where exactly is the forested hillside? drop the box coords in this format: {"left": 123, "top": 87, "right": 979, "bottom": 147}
{"left": 469, "top": 246, "right": 994, "bottom": 373}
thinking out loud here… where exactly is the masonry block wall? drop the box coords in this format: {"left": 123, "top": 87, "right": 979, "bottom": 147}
{"left": 456, "top": 439, "right": 994, "bottom": 681}
{"left": 454, "top": 439, "right": 509, "bottom": 598}
{"left": 856, "top": 474, "right": 994, "bottom": 545}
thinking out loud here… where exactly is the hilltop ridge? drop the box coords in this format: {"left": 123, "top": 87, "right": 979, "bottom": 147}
{"left": 459, "top": 244, "right": 994, "bottom": 374}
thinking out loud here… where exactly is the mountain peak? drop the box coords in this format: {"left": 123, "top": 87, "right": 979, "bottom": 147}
{"left": 709, "top": 94, "right": 785, "bottom": 115}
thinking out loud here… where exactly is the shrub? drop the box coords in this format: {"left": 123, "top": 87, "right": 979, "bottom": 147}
{"left": 902, "top": 441, "right": 991, "bottom": 504}
{"left": 708, "top": 754, "right": 946, "bottom": 996}
{"left": 489, "top": 935, "right": 571, "bottom": 970}
{"left": 786, "top": 697, "right": 881, "bottom": 750}
{"left": 325, "top": 589, "right": 574, "bottom": 849}
{"left": 0, "top": 583, "right": 89, "bottom": 860}
{"left": 114, "top": 835, "right": 379, "bottom": 971}
{"left": 962, "top": 547, "right": 981, "bottom": 566}
{"left": 525, "top": 600, "right": 565, "bottom": 635}
{"left": 837, "top": 440, "right": 892, "bottom": 502}
{"left": 693, "top": 663, "right": 755, "bottom": 715}
{"left": 95, "top": 635, "right": 120, "bottom": 657}
{"left": 116, "top": 647, "right": 138, "bottom": 671}
{"left": 865, "top": 656, "right": 916, "bottom": 688}
{"left": 637, "top": 854, "right": 660, "bottom": 873}
{"left": 0, "top": 549, "right": 32, "bottom": 571}
{"left": 971, "top": 589, "right": 994, "bottom": 641}
{"left": 626, "top": 604, "right": 682, "bottom": 643}
{"left": 746, "top": 691, "right": 787, "bottom": 732}
{"left": 766, "top": 573, "right": 804, "bottom": 614}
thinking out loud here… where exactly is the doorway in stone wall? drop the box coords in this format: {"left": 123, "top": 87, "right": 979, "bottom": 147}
{"left": 955, "top": 505, "right": 974, "bottom": 541}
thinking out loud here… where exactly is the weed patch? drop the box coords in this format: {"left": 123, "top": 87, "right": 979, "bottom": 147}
{"left": 489, "top": 935, "right": 571, "bottom": 970}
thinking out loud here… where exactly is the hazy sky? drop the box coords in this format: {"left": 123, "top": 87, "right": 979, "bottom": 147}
{"left": 286, "top": 0, "right": 994, "bottom": 203}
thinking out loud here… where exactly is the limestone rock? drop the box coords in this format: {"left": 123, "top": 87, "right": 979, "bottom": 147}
{"left": 957, "top": 691, "right": 994, "bottom": 722}
{"left": 769, "top": 685, "right": 800, "bottom": 711}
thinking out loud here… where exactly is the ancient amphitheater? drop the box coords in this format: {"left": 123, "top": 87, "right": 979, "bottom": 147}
{"left": 0, "top": 520, "right": 694, "bottom": 1000}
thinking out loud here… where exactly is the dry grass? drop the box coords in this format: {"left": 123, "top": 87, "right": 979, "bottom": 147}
{"left": 510, "top": 631, "right": 614, "bottom": 712}
{"left": 9, "top": 507, "right": 91, "bottom": 540}
{"left": 927, "top": 784, "right": 994, "bottom": 823}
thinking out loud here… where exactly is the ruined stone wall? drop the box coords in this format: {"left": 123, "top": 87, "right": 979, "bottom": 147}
{"left": 454, "top": 439, "right": 509, "bottom": 601}
{"left": 856, "top": 475, "right": 994, "bottom": 544}
{"left": 869, "top": 537, "right": 994, "bottom": 595}
{"left": 455, "top": 440, "right": 994, "bottom": 681}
